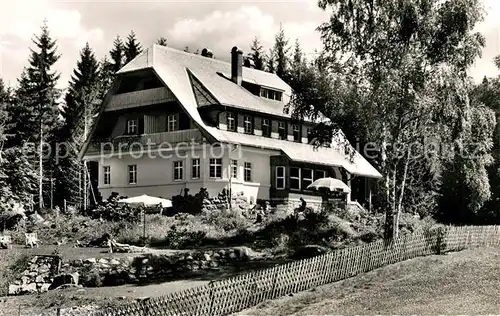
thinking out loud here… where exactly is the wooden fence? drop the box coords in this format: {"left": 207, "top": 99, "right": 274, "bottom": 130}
{"left": 29, "top": 225, "right": 500, "bottom": 316}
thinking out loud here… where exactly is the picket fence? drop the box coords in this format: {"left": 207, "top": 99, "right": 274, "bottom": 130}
{"left": 29, "top": 225, "right": 500, "bottom": 316}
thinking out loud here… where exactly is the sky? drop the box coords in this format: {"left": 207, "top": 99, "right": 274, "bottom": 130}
{"left": 0, "top": 0, "right": 500, "bottom": 91}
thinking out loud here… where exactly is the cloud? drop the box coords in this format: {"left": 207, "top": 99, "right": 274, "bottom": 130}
{"left": 0, "top": 0, "right": 104, "bottom": 89}
{"left": 0, "top": 0, "right": 103, "bottom": 47}
{"left": 167, "top": 5, "right": 323, "bottom": 59}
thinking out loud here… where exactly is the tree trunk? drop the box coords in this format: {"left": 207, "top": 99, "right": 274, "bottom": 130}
{"left": 395, "top": 148, "right": 412, "bottom": 238}
{"left": 390, "top": 167, "right": 397, "bottom": 237}
{"left": 38, "top": 125, "right": 43, "bottom": 211}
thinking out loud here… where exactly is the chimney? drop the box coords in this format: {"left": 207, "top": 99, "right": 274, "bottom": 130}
{"left": 201, "top": 48, "right": 213, "bottom": 58}
{"left": 231, "top": 46, "right": 243, "bottom": 85}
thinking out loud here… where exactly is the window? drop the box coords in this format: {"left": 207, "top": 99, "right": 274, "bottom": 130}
{"left": 227, "top": 112, "right": 236, "bottom": 131}
{"left": 167, "top": 114, "right": 178, "bottom": 132}
{"left": 231, "top": 159, "right": 238, "bottom": 178}
{"left": 276, "top": 166, "right": 285, "bottom": 189}
{"left": 192, "top": 159, "right": 200, "bottom": 179}
{"left": 268, "top": 90, "right": 275, "bottom": 100}
{"left": 173, "top": 161, "right": 183, "bottom": 181}
{"left": 103, "top": 166, "right": 111, "bottom": 185}
{"left": 244, "top": 115, "right": 253, "bottom": 134}
{"left": 128, "top": 165, "right": 137, "bottom": 185}
{"left": 315, "top": 170, "right": 326, "bottom": 180}
{"left": 260, "top": 88, "right": 283, "bottom": 101}
{"left": 307, "top": 128, "right": 314, "bottom": 143}
{"left": 290, "top": 167, "right": 301, "bottom": 190}
{"left": 302, "top": 168, "right": 313, "bottom": 190}
{"left": 293, "top": 124, "right": 300, "bottom": 142}
{"left": 244, "top": 162, "right": 252, "bottom": 182}
{"left": 127, "top": 119, "right": 138, "bottom": 134}
{"left": 209, "top": 158, "right": 222, "bottom": 178}
{"left": 262, "top": 118, "right": 270, "bottom": 137}
{"left": 278, "top": 122, "right": 286, "bottom": 140}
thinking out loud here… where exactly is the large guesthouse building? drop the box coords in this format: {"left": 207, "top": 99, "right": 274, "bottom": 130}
{"left": 80, "top": 45, "right": 382, "bottom": 208}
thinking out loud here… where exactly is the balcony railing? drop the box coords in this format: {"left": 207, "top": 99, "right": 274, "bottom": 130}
{"left": 87, "top": 129, "right": 205, "bottom": 154}
{"left": 105, "top": 87, "right": 176, "bottom": 111}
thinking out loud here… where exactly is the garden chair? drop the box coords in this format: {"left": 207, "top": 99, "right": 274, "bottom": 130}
{"left": 0, "top": 235, "right": 12, "bottom": 249}
{"left": 25, "top": 232, "right": 39, "bottom": 248}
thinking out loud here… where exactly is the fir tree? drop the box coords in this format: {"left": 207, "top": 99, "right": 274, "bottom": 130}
{"left": 156, "top": 37, "right": 168, "bottom": 46}
{"left": 0, "top": 79, "right": 37, "bottom": 212}
{"left": 124, "top": 31, "right": 142, "bottom": 64}
{"left": 55, "top": 43, "right": 100, "bottom": 209}
{"left": 273, "top": 23, "right": 290, "bottom": 80}
{"left": 10, "top": 22, "right": 61, "bottom": 210}
{"left": 109, "top": 35, "right": 124, "bottom": 73}
{"left": 266, "top": 48, "right": 276, "bottom": 73}
{"left": 98, "top": 56, "right": 115, "bottom": 100}
{"left": 292, "top": 39, "right": 304, "bottom": 70}
{"left": 249, "top": 37, "right": 265, "bottom": 70}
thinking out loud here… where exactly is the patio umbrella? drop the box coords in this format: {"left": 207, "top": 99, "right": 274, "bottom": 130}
{"left": 118, "top": 195, "right": 173, "bottom": 208}
{"left": 307, "top": 177, "right": 351, "bottom": 193}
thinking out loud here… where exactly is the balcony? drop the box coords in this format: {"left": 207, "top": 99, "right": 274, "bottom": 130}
{"left": 105, "top": 87, "right": 176, "bottom": 112}
{"left": 87, "top": 129, "right": 205, "bottom": 155}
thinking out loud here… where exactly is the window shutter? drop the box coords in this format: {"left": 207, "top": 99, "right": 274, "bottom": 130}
{"left": 179, "top": 112, "right": 189, "bottom": 130}
{"left": 138, "top": 117, "right": 144, "bottom": 134}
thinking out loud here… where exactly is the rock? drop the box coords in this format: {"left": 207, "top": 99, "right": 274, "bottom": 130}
{"left": 22, "top": 282, "right": 37, "bottom": 294}
{"left": 203, "top": 253, "right": 211, "bottom": 261}
{"left": 185, "top": 255, "right": 193, "bottom": 261}
{"left": 98, "top": 258, "right": 109, "bottom": 264}
{"left": 8, "top": 284, "right": 21, "bottom": 295}
{"left": 49, "top": 273, "right": 79, "bottom": 290}
{"left": 39, "top": 267, "right": 50, "bottom": 274}
{"left": 84, "top": 258, "right": 96, "bottom": 264}
{"left": 40, "top": 283, "right": 51, "bottom": 293}
{"left": 35, "top": 275, "right": 45, "bottom": 283}
{"left": 228, "top": 252, "right": 237, "bottom": 259}
{"left": 30, "top": 256, "right": 38, "bottom": 264}
{"left": 233, "top": 246, "right": 252, "bottom": 260}
{"left": 292, "top": 245, "right": 330, "bottom": 260}
{"left": 109, "top": 259, "right": 120, "bottom": 265}
{"left": 21, "top": 276, "right": 30, "bottom": 285}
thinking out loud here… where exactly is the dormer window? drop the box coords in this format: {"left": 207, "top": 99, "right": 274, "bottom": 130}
{"left": 127, "top": 119, "right": 138, "bottom": 134}
{"left": 278, "top": 121, "right": 286, "bottom": 140}
{"left": 260, "top": 87, "right": 283, "bottom": 101}
{"left": 244, "top": 115, "right": 253, "bottom": 134}
{"left": 227, "top": 112, "right": 236, "bottom": 131}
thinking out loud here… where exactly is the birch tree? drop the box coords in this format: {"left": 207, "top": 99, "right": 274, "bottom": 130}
{"left": 288, "top": 0, "right": 493, "bottom": 238}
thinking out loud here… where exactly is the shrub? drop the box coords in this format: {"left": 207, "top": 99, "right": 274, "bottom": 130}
{"left": 202, "top": 210, "right": 249, "bottom": 232}
{"left": 84, "top": 202, "right": 141, "bottom": 222}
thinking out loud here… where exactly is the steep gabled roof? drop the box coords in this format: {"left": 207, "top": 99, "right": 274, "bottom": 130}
{"left": 118, "top": 45, "right": 294, "bottom": 117}
{"left": 80, "top": 45, "right": 381, "bottom": 178}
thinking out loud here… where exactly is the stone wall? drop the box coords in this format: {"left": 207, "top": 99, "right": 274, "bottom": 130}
{"left": 8, "top": 247, "right": 261, "bottom": 295}
{"left": 8, "top": 255, "right": 64, "bottom": 295}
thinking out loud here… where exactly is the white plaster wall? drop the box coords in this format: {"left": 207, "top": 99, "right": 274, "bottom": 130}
{"left": 97, "top": 145, "right": 278, "bottom": 201}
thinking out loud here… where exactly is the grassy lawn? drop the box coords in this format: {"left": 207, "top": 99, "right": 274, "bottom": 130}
{"left": 235, "top": 247, "right": 500, "bottom": 315}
